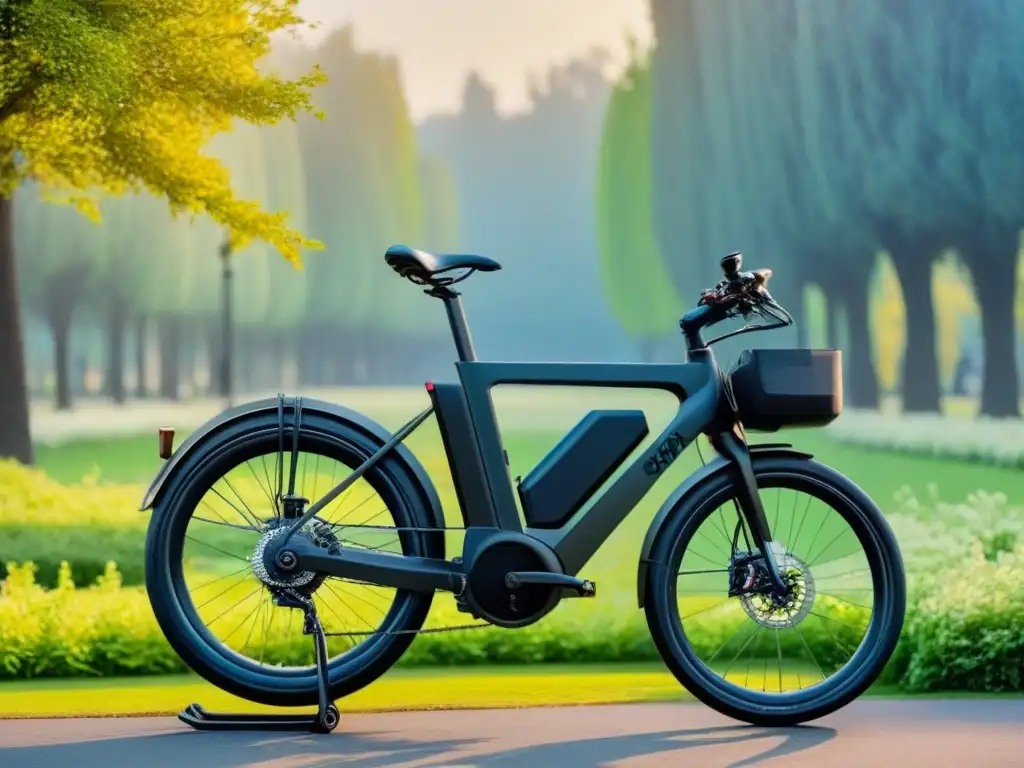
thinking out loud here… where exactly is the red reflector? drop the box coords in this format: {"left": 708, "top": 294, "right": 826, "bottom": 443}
{"left": 425, "top": 381, "right": 435, "bottom": 392}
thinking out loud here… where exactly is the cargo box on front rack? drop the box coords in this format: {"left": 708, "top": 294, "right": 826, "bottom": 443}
{"left": 728, "top": 349, "right": 843, "bottom": 433}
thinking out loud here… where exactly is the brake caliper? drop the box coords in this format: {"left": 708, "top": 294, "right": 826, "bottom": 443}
{"left": 728, "top": 551, "right": 772, "bottom": 598}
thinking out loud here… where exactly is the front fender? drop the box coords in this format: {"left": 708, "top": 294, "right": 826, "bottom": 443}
{"left": 635, "top": 443, "right": 812, "bottom": 608}
{"left": 139, "top": 397, "right": 445, "bottom": 532}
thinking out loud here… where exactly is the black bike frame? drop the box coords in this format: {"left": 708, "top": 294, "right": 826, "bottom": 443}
{"left": 280, "top": 293, "right": 783, "bottom": 592}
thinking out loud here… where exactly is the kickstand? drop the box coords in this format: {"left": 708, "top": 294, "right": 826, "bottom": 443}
{"left": 179, "top": 592, "right": 340, "bottom": 734}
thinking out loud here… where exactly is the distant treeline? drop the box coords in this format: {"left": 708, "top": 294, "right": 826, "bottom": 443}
{"left": 14, "top": 32, "right": 640, "bottom": 410}
{"left": 600, "top": 0, "right": 1024, "bottom": 417}
{"left": 14, "top": 28, "right": 455, "bottom": 407}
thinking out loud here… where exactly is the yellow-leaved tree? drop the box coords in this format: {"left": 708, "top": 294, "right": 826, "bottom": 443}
{"left": 0, "top": 0, "right": 324, "bottom": 463}
{"left": 869, "top": 252, "right": 905, "bottom": 395}
{"left": 931, "top": 252, "right": 978, "bottom": 392}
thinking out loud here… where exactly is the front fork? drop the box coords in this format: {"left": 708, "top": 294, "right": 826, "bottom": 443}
{"left": 709, "top": 428, "right": 789, "bottom": 594}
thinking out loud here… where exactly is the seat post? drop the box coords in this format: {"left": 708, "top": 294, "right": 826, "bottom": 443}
{"left": 439, "top": 291, "right": 477, "bottom": 362}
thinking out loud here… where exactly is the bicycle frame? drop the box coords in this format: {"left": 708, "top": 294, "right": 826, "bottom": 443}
{"left": 280, "top": 292, "right": 784, "bottom": 594}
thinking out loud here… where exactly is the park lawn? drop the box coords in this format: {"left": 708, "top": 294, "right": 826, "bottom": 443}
{"left": 34, "top": 422, "right": 1024, "bottom": 511}
{"left": 2, "top": 664, "right": 1019, "bottom": 719}
{"left": 0, "top": 665, "right": 696, "bottom": 717}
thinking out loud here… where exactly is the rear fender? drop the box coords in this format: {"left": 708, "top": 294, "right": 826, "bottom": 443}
{"left": 635, "top": 443, "right": 812, "bottom": 608}
{"left": 139, "top": 397, "right": 445, "bottom": 532}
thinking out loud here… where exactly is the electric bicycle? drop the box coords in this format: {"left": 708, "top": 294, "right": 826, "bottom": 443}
{"left": 142, "top": 247, "right": 905, "bottom": 731}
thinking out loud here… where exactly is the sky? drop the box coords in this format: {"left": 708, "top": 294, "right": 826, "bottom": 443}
{"left": 295, "top": 0, "right": 653, "bottom": 123}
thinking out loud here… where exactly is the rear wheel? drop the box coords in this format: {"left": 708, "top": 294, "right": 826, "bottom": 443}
{"left": 145, "top": 413, "right": 443, "bottom": 707}
{"left": 644, "top": 454, "right": 905, "bottom": 726}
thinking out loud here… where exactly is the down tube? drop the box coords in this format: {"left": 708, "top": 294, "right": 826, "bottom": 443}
{"left": 549, "top": 378, "right": 720, "bottom": 576}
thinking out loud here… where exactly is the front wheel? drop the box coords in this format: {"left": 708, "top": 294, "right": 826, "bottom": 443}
{"left": 644, "top": 453, "right": 905, "bottom": 726}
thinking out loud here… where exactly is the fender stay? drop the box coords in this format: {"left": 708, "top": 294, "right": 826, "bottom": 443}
{"left": 636, "top": 443, "right": 812, "bottom": 608}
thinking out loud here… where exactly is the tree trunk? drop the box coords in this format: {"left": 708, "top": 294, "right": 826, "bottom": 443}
{"left": 180, "top": 320, "right": 197, "bottom": 399}
{"left": 966, "top": 235, "right": 1020, "bottom": 418}
{"left": 826, "top": 295, "right": 842, "bottom": 352}
{"left": 106, "top": 299, "right": 128, "bottom": 405}
{"left": 0, "top": 195, "right": 33, "bottom": 463}
{"left": 42, "top": 269, "right": 83, "bottom": 412}
{"left": 158, "top": 315, "right": 181, "bottom": 401}
{"left": 890, "top": 251, "right": 941, "bottom": 413}
{"left": 237, "top": 329, "right": 255, "bottom": 394}
{"left": 638, "top": 337, "right": 656, "bottom": 363}
{"left": 51, "top": 316, "right": 72, "bottom": 411}
{"left": 135, "top": 315, "right": 148, "bottom": 398}
{"left": 791, "top": 279, "right": 809, "bottom": 349}
{"left": 843, "top": 271, "right": 880, "bottom": 409}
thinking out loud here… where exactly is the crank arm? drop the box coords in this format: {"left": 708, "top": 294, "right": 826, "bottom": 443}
{"left": 283, "top": 539, "right": 463, "bottom": 594}
{"left": 504, "top": 571, "right": 596, "bottom": 597}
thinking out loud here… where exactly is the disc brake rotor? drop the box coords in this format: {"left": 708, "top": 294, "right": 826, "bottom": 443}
{"left": 739, "top": 552, "right": 816, "bottom": 629}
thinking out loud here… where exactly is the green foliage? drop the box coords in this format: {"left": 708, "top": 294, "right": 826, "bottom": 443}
{"left": 0, "top": 458, "right": 145, "bottom": 586}
{"left": 418, "top": 154, "right": 460, "bottom": 253}
{"left": 0, "top": 525, "right": 144, "bottom": 588}
{"left": 0, "top": 0, "right": 325, "bottom": 262}
{"left": 596, "top": 46, "right": 683, "bottom": 347}
{"left": 1, "top": 454, "right": 1022, "bottom": 690}
{"left": 296, "top": 28, "right": 432, "bottom": 339}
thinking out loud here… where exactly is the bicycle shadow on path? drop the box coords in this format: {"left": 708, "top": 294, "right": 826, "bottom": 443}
{"left": 410, "top": 723, "right": 836, "bottom": 767}
{"left": 0, "top": 727, "right": 479, "bottom": 768}
{"left": 0, "top": 721, "right": 835, "bottom": 768}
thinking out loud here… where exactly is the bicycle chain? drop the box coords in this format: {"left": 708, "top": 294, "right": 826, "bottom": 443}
{"left": 321, "top": 622, "right": 490, "bottom": 638}
{"left": 274, "top": 522, "right": 492, "bottom": 637}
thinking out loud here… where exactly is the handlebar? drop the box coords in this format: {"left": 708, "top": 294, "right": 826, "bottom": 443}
{"left": 680, "top": 252, "right": 793, "bottom": 350}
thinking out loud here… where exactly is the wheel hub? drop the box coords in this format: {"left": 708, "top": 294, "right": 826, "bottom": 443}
{"left": 251, "top": 518, "right": 338, "bottom": 593}
{"left": 738, "top": 552, "right": 816, "bottom": 629}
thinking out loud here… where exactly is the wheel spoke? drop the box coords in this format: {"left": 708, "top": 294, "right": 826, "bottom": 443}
{"left": 667, "top": 477, "right": 884, "bottom": 702}
{"left": 193, "top": 515, "right": 259, "bottom": 533}
{"left": 173, "top": 443, "right": 411, "bottom": 677}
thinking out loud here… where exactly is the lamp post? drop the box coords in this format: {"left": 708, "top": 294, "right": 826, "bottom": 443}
{"left": 219, "top": 234, "right": 233, "bottom": 408}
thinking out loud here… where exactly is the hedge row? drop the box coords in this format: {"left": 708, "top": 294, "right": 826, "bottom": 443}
{"left": 2, "top": 530, "right": 1022, "bottom": 692}
{"left": 828, "top": 409, "right": 1024, "bottom": 468}
{"left": 0, "top": 459, "right": 146, "bottom": 588}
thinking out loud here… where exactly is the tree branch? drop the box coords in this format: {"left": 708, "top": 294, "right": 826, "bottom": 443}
{"left": 0, "top": 76, "right": 40, "bottom": 123}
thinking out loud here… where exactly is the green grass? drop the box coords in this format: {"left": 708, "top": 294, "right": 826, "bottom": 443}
{"left": 36, "top": 423, "right": 1024, "bottom": 511}
{"left": 2, "top": 664, "right": 1020, "bottom": 718}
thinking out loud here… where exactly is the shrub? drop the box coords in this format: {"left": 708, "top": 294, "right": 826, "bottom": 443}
{"left": 0, "top": 459, "right": 144, "bottom": 528}
{"left": 0, "top": 459, "right": 146, "bottom": 587}
{"left": 0, "top": 561, "right": 872, "bottom": 679}
{"left": 1, "top": 452, "right": 1022, "bottom": 693}
{"left": 828, "top": 409, "right": 1024, "bottom": 468}
{"left": 901, "top": 545, "right": 1024, "bottom": 692}
{"left": 0, "top": 525, "right": 145, "bottom": 588}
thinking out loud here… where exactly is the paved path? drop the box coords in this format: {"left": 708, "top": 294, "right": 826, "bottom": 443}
{"left": 1, "top": 700, "right": 1021, "bottom": 767}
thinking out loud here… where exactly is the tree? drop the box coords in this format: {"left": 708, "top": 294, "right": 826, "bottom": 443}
{"left": 96, "top": 193, "right": 145, "bottom": 404}
{"left": 259, "top": 117, "right": 310, "bottom": 390}
{"left": 418, "top": 154, "right": 460, "bottom": 254}
{"left": 14, "top": 182, "right": 107, "bottom": 410}
{"left": 0, "top": 0, "right": 323, "bottom": 462}
{"left": 419, "top": 54, "right": 626, "bottom": 364}
{"left": 596, "top": 45, "right": 683, "bottom": 361}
